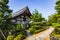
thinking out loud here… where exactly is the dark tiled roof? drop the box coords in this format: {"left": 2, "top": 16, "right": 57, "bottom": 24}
{"left": 12, "top": 6, "right": 31, "bottom": 18}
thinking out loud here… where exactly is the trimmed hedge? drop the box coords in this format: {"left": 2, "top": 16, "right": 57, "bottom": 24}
{"left": 7, "top": 35, "right": 14, "bottom": 40}
{"left": 14, "top": 34, "right": 23, "bottom": 40}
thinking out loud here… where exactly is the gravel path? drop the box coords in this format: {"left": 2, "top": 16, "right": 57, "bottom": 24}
{"left": 25, "top": 27, "right": 55, "bottom": 40}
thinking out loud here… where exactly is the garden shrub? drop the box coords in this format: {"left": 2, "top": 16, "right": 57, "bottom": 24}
{"left": 29, "top": 22, "right": 47, "bottom": 34}
{"left": 16, "top": 24, "right": 25, "bottom": 31}
{"left": 34, "top": 29, "right": 44, "bottom": 34}
{"left": 29, "top": 27, "right": 36, "bottom": 34}
{"left": 52, "top": 23, "right": 60, "bottom": 28}
{"left": 7, "top": 35, "right": 14, "bottom": 40}
{"left": 14, "top": 34, "right": 23, "bottom": 40}
{"left": 52, "top": 23, "right": 60, "bottom": 34}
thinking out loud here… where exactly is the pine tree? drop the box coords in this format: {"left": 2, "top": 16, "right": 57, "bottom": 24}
{"left": 0, "top": 0, "right": 12, "bottom": 27}
{"left": 48, "top": 0, "right": 60, "bottom": 35}
{"left": 48, "top": 0, "right": 60, "bottom": 24}
{"left": 0, "top": 0, "right": 12, "bottom": 40}
{"left": 55, "top": 0, "right": 60, "bottom": 23}
{"left": 55, "top": 0, "right": 60, "bottom": 14}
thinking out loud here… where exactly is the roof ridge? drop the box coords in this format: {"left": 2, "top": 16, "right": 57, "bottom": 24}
{"left": 13, "top": 6, "right": 28, "bottom": 14}
{"left": 12, "top": 6, "right": 29, "bottom": 18}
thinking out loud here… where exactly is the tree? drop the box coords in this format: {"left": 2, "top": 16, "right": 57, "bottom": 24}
{"left": 48, "top": 0, "right": 60, "bottom": 35}
{"left": 55, "top": 0, "right": 60, "bottom": 14}
{"left": 29, "top": 9, "right": 46, "bottom": 34}
{"left": 48, "top": 0, "right": 60, "bottom": 25}
{"left": 55, "top": 0, "right": 60, "bottom": 23}
{"left": 47, "top": 13, "right": 57, "bottom": 25}
{"left": 0, "top": 0, "right": 12, "bottom": 39}
{"left": 30, "top": 9, "right": 45, "bottom": 22}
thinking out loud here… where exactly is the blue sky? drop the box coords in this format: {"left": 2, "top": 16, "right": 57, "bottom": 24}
{"left": 8, "top": 0, "right": 56, "bottom": 19}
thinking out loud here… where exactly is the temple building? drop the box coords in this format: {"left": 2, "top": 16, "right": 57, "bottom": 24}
{"left": 11, "top": 6, "right": 31, "bottom": 28}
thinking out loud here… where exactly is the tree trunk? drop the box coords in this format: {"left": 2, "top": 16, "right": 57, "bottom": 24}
{"left": 0, "top": 28, "right": 6, "bottom": 40}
